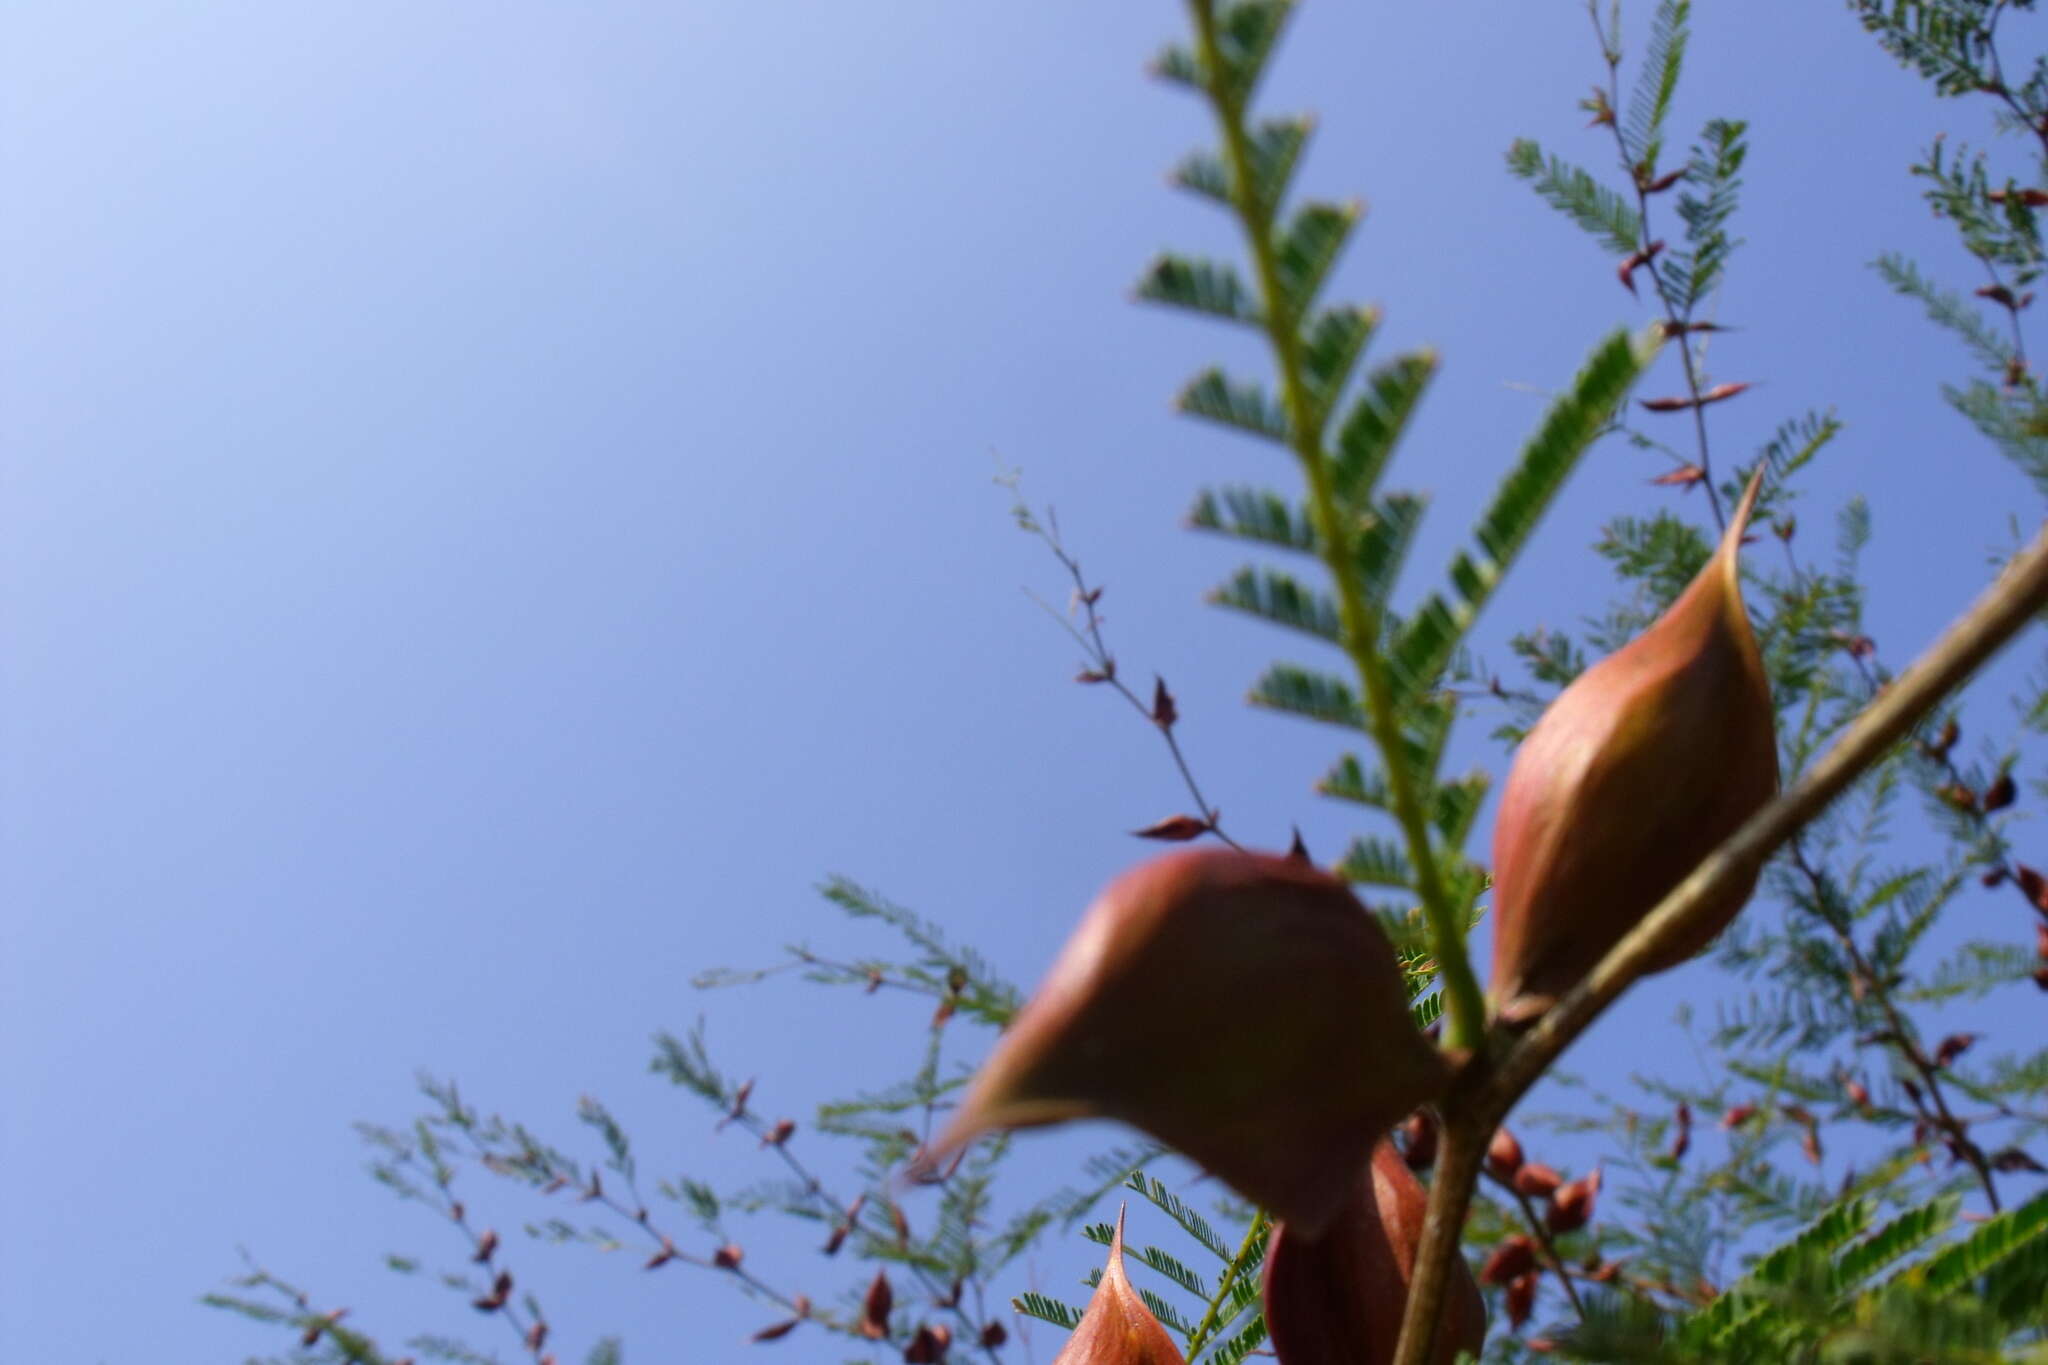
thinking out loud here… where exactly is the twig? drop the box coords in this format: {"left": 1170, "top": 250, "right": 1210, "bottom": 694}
{"left": 1588, "top": 1, "right": 1728, "bottom": 530}
{"left": 1012, "top": 495, "right": 1244, "bottom": 852}
{"left": 1482, "top": 1169, "right": 1589, "bottom": 1321}
{"left": 1788, "top": 836, "right": 2004, "bottom": 1212}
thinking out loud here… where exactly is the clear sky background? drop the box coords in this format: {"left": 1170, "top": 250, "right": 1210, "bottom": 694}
{"left": 5, "top": 3, "right": 2044, "bottom": 1361}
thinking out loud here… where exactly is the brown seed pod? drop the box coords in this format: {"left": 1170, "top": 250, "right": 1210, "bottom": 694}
{"left": 1054, "top": 1207, "right": 1184, "bottom": 1364}
{"left": 928, "top": 849, "right": 1449, "bottom": 1234}
{"left": 1263, "top": 1141, "right": 1487, "bottom": 1365}
{"left": 1489, "top": 472, "right": 1779, "bottom": 1022}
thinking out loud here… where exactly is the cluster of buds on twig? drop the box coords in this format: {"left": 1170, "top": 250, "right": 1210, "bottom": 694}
{"left": 1470, "top": 1125, "right": 1606, "bottom": 1333}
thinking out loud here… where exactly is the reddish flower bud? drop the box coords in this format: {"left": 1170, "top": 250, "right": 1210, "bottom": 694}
{"left": 1398, "top": 1111, "right": 1438, "bottom": 1170}
{"left": 1512, "top": 1163, "right": 1562, "bottom": 1200}
{"left": 1263, "top": 1142, "right": 1487, "bottom": 1365}
{"left": 1985, "top": 773, "right": 2017, "bottom": 811}
{"left": 930, "top": 849, "right": 1448, "bottom": 1233}
{"left": 1486, "top": 1127, "right": 1525, "bottom": 1180}
{"left": 904, "top": 1323, "right": 953, "bottom": 1362}
{"left": 1480, "top": 1236, "right": 1537, "bottom": 1287}
{"left": 859, "top": 1271, "right": 894, "bottom": 1340}
{"left": 1054, "top": 1207, "right": 1184, "bottom": 1364}
{"left": 1505, "top": 1272, "right": 1539, "bottom": 1331}
{"left": 1489, "top": 473, "right": 1779, "bottom": 1021}
{"left": 1721, "top": 1103, "right": 1756, "bottom": 1129}
{"left": 1546, "top": 1170, "right": 1601, "bottom": 1235}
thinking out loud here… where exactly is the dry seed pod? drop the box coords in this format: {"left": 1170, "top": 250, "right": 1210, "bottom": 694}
{"left": 929, "top": 849, "right": 1448, "bottom": 1234}
{"left": 1054, "top": 1207, "right": 1184, "bottom": 1364}
{"left": 1489, "top": 471, "right": 1779, "bottom": 1021}
{"left": 1264, "top": 1141, "right": 1488, "bottom": 1365}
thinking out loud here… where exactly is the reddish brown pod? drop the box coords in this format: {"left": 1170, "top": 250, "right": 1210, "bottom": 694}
{"left": 1054, "top": 1207, "right": 1184, "bottom": 1364}
{"left": 1489, "top": 472, "right": 1780, "bottom": 1022}
{"left": 929, "top": 848, "right": 1448, "bottom": 1234}
{"left": 1264, "top": 1141, "right": 1488, "bottom": 1365}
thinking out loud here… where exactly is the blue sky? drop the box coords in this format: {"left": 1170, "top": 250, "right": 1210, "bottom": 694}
{"left": 4, "top": 2, "right": 2043, "bottom": 1360}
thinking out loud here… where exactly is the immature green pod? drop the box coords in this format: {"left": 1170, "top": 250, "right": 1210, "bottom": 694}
{"left": 1053, "top": 1207, "right": 1185, "bottom": 1365}
{"left": 929, "top": 848, "right": 1449, "bottom": 1235}
{"left": 1262, "top": 1140, "right": 1487, "bottom": 1365}
{"left": 1489, "top": 472, "right": 1779, "bottom": 1022}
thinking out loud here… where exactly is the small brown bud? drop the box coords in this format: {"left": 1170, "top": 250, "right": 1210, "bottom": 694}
{"left": 526, "top": 1321, "right": 549, "bottom": 1352}
{"left": 1150, "top": 677, "right": 1178, "bottom": 730}
{"left": 980, "top": 1321, "right": 1008, "bottom": 1348}
{"left": 1398, "top": 1111, "right": 1438, "bottom": 1170}
{"left": 1132, "top": 813, "right": 1212, "bottom": 842}
{"left": 1481, "top": 1236, "right": 1538, "bottom": 1286}
{"left": 1486, "top": 1128, "right": 1525, "bottom": 1180}
{"left": 2019, "top": 863, "right": 2048, "bottom": 911}
{"left": 1547, "top": 1170, "right": 1601, "bottom": 1234}
{"left": 1935, "top": 1033, "right": 1979, "bottom": 1068}
{"left": 1513, "top": 1163, "right": 1563, "bottom": 1200}
{"left": 714, "top": 1243, "right": 744, "bottom": 1269}
{"left": 644, "top": 1239, "right": 676, "bottom": 1270}
{"left": 1985, "top": 773, "right": 2018, "bottom": 811}
{"left": 904, "top": 1323, "right": 952, "bottom": 1363}
{"left": 751, "top": 1318, "right": 801, "bottom": 1342}
{"left": 1506, "top": 1272, "right": 1539, "bottom": 1331}
{"left": 1618, "top": 240, "right": 1665, "bottom": 295}
{"left": 472, "top": 1229, "right": 498, "bottom": 1263}
{"left": 1984, "top": 866, "right": 2010, "bottom": 887}
{"left": 1721, "top": 1103, "right": 1756, "bottom": 1129}
{"left": 859, "top": 1271, "right": 895, "bottom": 1340}
{"left": 761, "top": 1118, "right": 795, "bottom": 1148}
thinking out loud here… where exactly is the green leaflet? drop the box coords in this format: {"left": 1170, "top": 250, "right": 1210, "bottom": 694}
{"left": 1207, "top": 565, "right": 1341, "bottom": 643}
{"left": 1388, "top": 326, "right": 1657, "bottom": 707}
{"left": 1248, "top": 662, "right": 1365, "bottom": 729}
{"left": 1506, "top": 137, "right": 1643, "bottom": 256}
{"left": 1187, "top": 485, "right": 1318, "bottom": 555}
{"left": 1624, "top": 0, "right": 1690, "bottom": 172}
{"left": 1138, "top": 253, "right": 1262, "bottom": 327}
{"left": 1178, "top": 367, "right": 1290, "bottom": 443}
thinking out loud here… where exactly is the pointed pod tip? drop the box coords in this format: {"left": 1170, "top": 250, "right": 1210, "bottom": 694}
{"left": 1722, "top": 466, "right": 1767, "bottom": 556}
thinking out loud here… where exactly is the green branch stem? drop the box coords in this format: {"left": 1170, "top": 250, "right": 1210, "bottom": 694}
{"left": 1184, "top": 1208, "right": 1270, "bottom": 1355}
{"left": 1186, "top": 0, "right": 1488, "bottom": 1055}
{"left": 1391, "top": 517, "right": 2048, "bottom": 1365}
